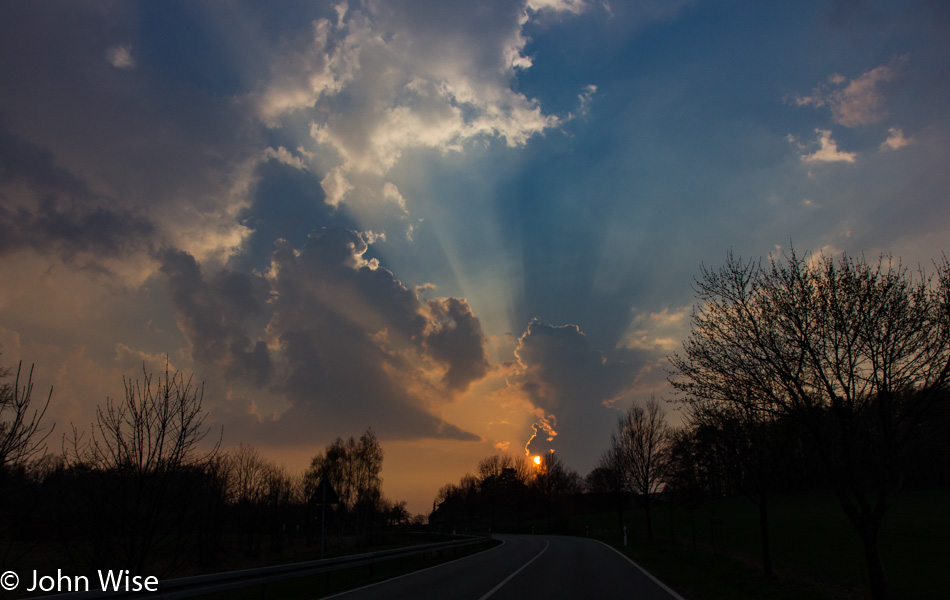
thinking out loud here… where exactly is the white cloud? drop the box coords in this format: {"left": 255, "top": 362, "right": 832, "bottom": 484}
{"left": 794, "top": 57, "right": 904, "bottom": 128}
{"left": 830, "top": 64, "right": 898, "bottom": 127}
{"left": 255, "top": 18, "right": 354, "bottom": 128}
{"left": 321, "top": 166, "right": 352, "bottom": 208}
{"left": 263, "top": 146, "right": 308, "bottom": 170}
{"left": 576, "top": 84, "right": 597, "bottom": 116}
{"left": 106, "top": 44, "right": 135, "bottom": 69}
{"left": 800, "top": 129, "right": 857, "bottom": 163}
{"left": 881, "top": 127, "right": 912, "bottom": 151}
{"left": 619, "top": 305, "right": 691, "bottom": 353}
{"left": 526, "top": 0, "right": 588, "bottom": 14}
{"left": 333, "top": 1, "right": 348, "bottom": 27}
{"left": 383, "top": 182, "right": 408, "bottom": 214}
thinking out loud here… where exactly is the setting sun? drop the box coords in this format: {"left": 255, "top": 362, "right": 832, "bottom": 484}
{"left": 533, "top": 455, "right": 541, "bottom": 466}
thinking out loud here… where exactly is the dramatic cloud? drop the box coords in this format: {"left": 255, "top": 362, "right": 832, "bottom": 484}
{"left": 0, "top": 127, "right": 155, "bottom": 265}
{"left": 0, "top": 3, "right": 259, "bottom": 269}
{"left": 254, "top": 0, "right": 587, "bottom": 217}
{"left": 160, "top": 227, "right": 487, "bottom": 444}
{"left": 422, "top": 298, "right": 491, "bottom": 391}
{"left": 159, "top": 248, "right": 272, "bottom": 387}
{"left": 2, "top": 0, "right": 949, "bottom": 514}
{"left": 505, "top": 319, "right": 638, "bottom": 467}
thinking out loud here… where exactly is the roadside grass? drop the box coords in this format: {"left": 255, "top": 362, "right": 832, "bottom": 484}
{"left": 565, "top": 488, "right": 950, "bottom": 600}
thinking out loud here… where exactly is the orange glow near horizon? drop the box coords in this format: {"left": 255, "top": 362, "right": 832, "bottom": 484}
{"left": 533, "top": 455, "right": 541, "bottom": 465}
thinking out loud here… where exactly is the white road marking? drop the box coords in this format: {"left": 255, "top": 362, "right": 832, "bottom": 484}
{"left": 588, "top": 538, "right": 687, "bottom": 600}
{"left": 318, "top": 538, "right": 506, "bottom": 600}
{"left": 477, "top": 539, "right": 550, "bottom": 600}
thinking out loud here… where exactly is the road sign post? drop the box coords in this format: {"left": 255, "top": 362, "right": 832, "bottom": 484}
{"left": 309, "top": 478, "right": 341, "bottom": 560}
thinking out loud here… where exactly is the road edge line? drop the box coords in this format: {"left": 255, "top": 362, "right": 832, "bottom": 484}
{"left": 588, "top": 538, "right": 688, "bottom": 600}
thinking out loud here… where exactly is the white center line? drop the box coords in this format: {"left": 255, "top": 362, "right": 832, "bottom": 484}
{"left": 477, "top": 539, "right": 550, "bottom": 600}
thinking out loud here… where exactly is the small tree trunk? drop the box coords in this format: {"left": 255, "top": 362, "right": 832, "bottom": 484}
{"left": 758, "top": 493, "right": 772, "bottom": 576}
{"left": 615, "top": 489, "right": 625, "bottom": 534}
{"left": 644, "top": 499, "right": 654, "bottom": 541}
{"left": 860, "top": 523, "right": 888, "bottom": 600}
{"left": 669, "top": 499, "right": 676, "bottom": 543}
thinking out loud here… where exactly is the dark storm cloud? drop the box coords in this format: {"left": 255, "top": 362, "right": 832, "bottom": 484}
{"left": 423, "top": 298, "right": 490, "bottom": 391}
{"left": 515, "top": 319, "right": 635, "bottom": 412}
{"left": 0, "top": 127, "right": 154, "bottom": 261}
{"left": 511, "top": 319, "right": 640, "bottom": 468}
{"left": 0, "top": 127, "right": 89, "bottom": 195}
{"left": 0, "top": 2, "right": 260, "bottom": 266}
{"left": 160, "top": 227, "right": 487, "bottom": 444}
{"left": 159, "top": 248, "right": 272, "bottom": 387}
{"left": 233, "top": 158, "right": 357, "bottom": 272}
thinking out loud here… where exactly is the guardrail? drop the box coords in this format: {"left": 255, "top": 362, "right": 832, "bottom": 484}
{"left": 29, "top": 535, "right": 491, "bottom": 600}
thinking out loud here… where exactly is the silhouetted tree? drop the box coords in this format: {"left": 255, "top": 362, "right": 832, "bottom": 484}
{"left": 0, "top": 359, "right": 54, "bottom": 572}
{"left": 613, "top": 397, "right": 670, "bottom": 540}
{"left": 476, "top": 454, "right": 530, "bottom": 530}
{"left": 68, "top": 361, "right": 221, "bottom": 575}
{"left": 227, "top": 444, "right": 273, "bottom": 554}
{"left": 431, "top": 453, "right": 562, "bottom": 533}
{"left": 663, "top": 427, "right": 705, "bottom": 547}
{"left": 669, "top": 250, "right": 950, "bottom": 600}
{"left": 0, "top": 359, "right": 52, "bottom": 471}
{"left": 587, "top": 444, "right": 628, "bottom": 538}
{"left": 532, "top": 452, "right": 582, "bottom": 530}
{"left": 304, "top": 428, "right": 384, "bottom": 541}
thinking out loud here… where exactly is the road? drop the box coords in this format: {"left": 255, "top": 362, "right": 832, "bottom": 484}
{"left": 322, "top": 534, "right": 684, "bottom": 600}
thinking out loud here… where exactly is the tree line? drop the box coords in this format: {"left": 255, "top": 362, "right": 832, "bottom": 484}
{"left": 429, "top": 452, "right": 585, "bottom": 534}
{"left": 0, "top": 359, "right": 419, "bottom": 580}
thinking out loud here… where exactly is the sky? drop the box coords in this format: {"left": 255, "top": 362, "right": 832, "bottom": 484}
{"left": 1, "top": 0, "right": 949, "bottom": 514}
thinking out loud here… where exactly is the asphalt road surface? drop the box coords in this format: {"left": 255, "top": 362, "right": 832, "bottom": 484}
{"left": 322, "top": 534, "right": 685, "bottom": 600}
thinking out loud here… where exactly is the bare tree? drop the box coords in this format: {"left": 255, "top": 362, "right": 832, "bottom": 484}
{"left": 86, "top": 362, "right": 218, "bottom": 474}
{"left": 613, "top": 396, "right": 669, "bottom": 540}
{"left": 587, "top": 443, "right": 629, "bottom": 539}
{"left": 225, "top": 444, "right": 272, "bottom": 553}
{"left": 0, "top": 359, "right": 52, "bottom": 572}
{"left": 227, "top": 444, "right": 269, "bottom": 505}
{"left": 0, "top": 360, "right": 53, "bottom": 471}
{"left": 70, "top": 361, "right": 220, "bottom": 575}
{"left": 669, "top": 250, "right": 950, "bottom": 600}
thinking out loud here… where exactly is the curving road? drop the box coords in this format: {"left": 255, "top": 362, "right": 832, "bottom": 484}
{"left": 322, "top": 534, "right": 684, "bottom": 600}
